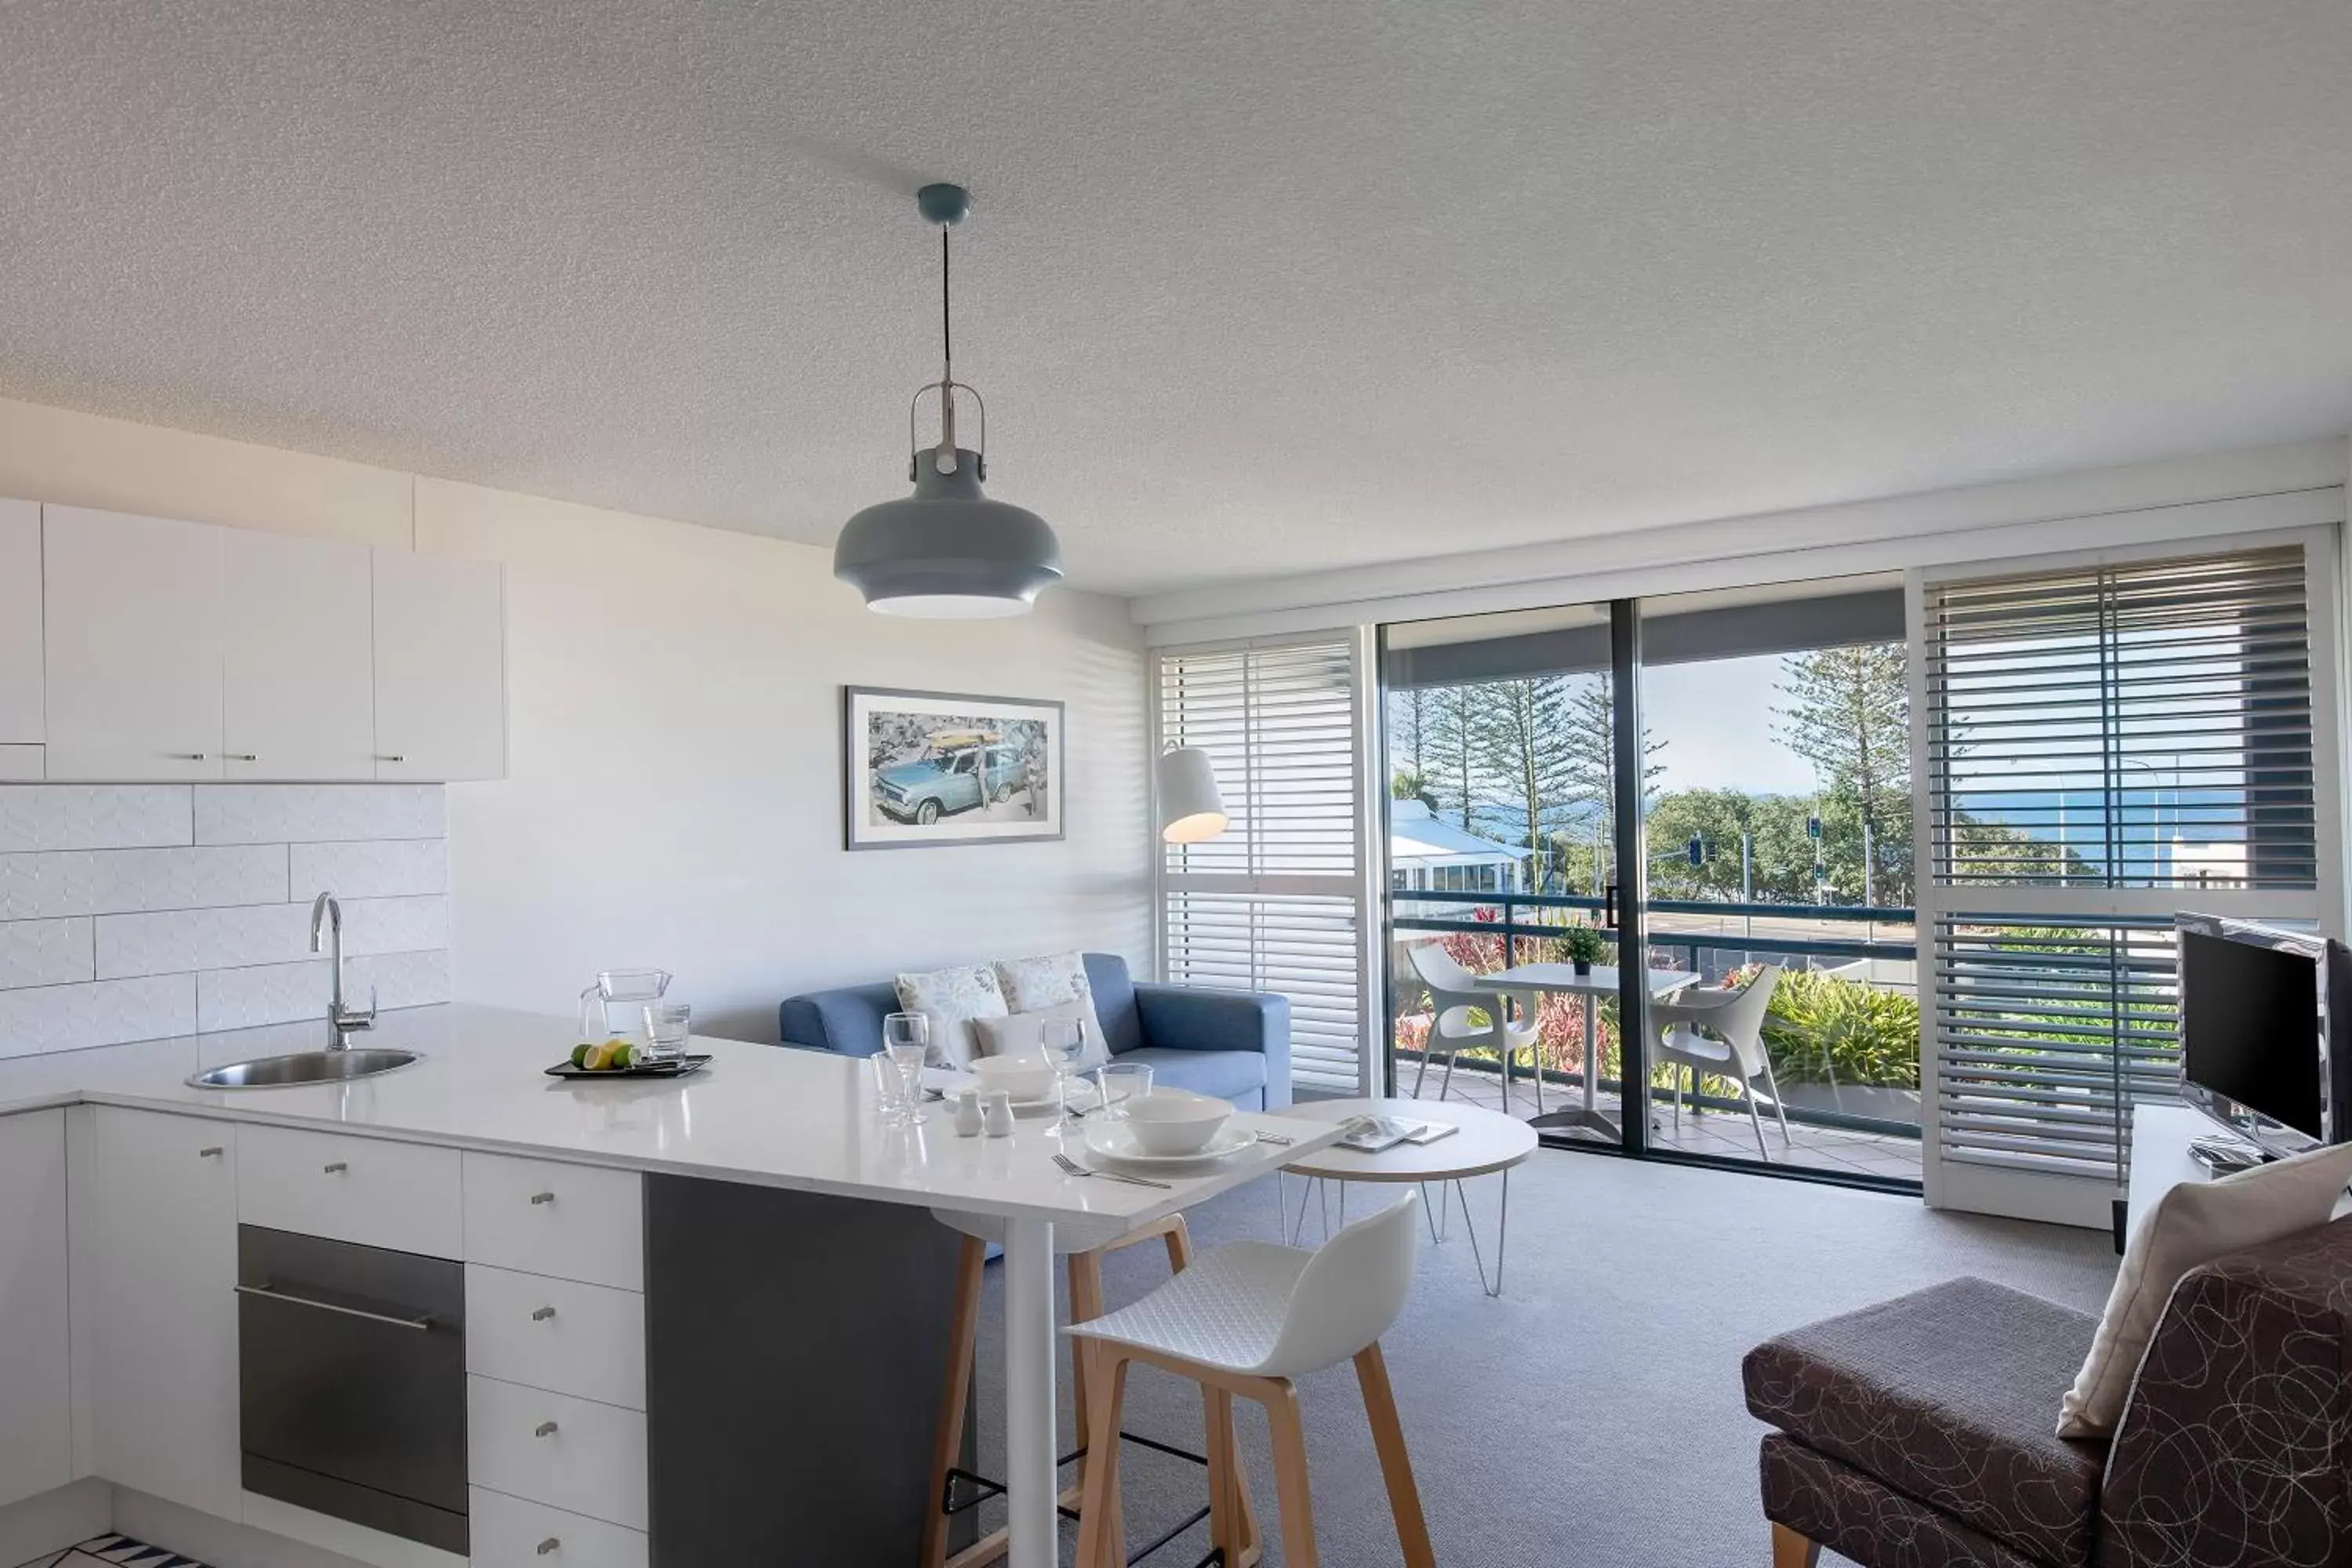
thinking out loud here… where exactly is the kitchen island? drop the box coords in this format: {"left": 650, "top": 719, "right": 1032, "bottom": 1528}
{"left": 0, "top": 1004, "right": 1341, "bottom": 1568}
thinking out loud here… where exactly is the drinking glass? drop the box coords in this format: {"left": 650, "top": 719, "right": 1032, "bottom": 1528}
{"left": 1091, "top": 1061, "right": 1153, "bottom": 1120}
{"left": 1040, "top": 1017, "right": 1086, "bottom": 1114}
{"left": 869, "top": 1052, "right": 916, "bottom": 1126}
{"left": 641, "top": 1001, "right": 691, "bottom": 1063}
{"left": 880, "top": 1014, "right": 930, "bottom": 1127}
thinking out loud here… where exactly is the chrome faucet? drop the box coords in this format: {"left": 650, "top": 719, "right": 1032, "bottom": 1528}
{"left": 309, "top": 891, "right": 376, "bottom": 1044}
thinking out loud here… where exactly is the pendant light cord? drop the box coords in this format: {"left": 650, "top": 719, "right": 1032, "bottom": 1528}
{"left": 940, "top": 223, "right": 953, "bottom": 387}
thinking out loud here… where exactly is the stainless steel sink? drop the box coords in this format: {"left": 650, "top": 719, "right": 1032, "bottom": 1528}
{"left": 188, "top": 1048, "right": 423, "bottom": 1090}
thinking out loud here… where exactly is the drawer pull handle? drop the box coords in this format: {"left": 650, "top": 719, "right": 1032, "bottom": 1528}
{"left": 227, "top": 753, "right": 259, "bottom": 762}
{"left": 536, "top": 1540, "right": 560, "bottom": 1556}
{"left": 175, "top": 752, "right": 209, "bottom": 761}
{"left": 529, "top": 1190, "right": 557, "bottom": 1205}
{"left": 531, "top": 1305, "right": 557, "bottom": 1322}
{"left": 198, "top": 1146, "right": 224, "bottom": 1159}
{"left": 323, "top": 1161, "right": 349, "bottom": 1174}
{"left": 534, "top": 1420, "right": 559, "bottom": 1439}
{"left": 233, "top": 1283, "right": 432, "bottom": 1331}
{"left": 379, "top": 753, "right": 408, "bottom": 763}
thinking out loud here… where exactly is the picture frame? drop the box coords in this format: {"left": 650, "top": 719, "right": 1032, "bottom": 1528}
{"left": 842, "top": 686, "right": 1066, "bottom": 851}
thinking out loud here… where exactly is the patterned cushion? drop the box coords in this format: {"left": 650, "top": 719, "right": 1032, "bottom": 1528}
{"left": 994, "top": 950, "right": 1091, "bottom": 1012}
{"left": 1743, "top": 1276, "right": 2107, "bottom": 1568}
{"left": 1759, "top": 1435, "right": 2049, "bottom": 1568}
{"left": 893, "top": 964, "right": 1009, "bottom": 1069}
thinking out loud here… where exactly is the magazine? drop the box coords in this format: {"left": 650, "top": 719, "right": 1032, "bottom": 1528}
{"left": 1338, "top": 1115, "right": 1461, "bottom": 1153}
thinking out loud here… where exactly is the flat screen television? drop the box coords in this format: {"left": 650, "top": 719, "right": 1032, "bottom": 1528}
{"left": 2175, "top": 914, "right": 2352, "bottom": 1158}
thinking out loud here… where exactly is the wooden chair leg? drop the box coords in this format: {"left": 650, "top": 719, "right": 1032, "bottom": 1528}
{"left": 1261, "top": 1380, "right": 1319, "bottom": 1568}
{"left": 1772, "top": 1521, "right": 1820, "bottom": 1568}
{"left": 1353, "top": 1341, "right": 1433, "bottom": 1568}
{"left": 1073, "top": 1344, "right": 1131, "bottom": 1568}
{"left": 1065, "top": 1253, "right": 1127, "bottom": 1564}
{"left": 920, "top": 1236, "right": 988, "bottom": 1568}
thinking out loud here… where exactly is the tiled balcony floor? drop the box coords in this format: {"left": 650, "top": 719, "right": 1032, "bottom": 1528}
{"left": 1396, "top": 1056, "right": 1924, "bottom": 1184}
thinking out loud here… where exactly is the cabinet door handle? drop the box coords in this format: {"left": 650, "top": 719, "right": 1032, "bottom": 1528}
{"left": 198, "top": 1145, "right": 224, "bottom": 1159}
{"left": 536, "top": 1539, "right": 560, "bottom": 1555}
{"left": 534, "top": 1420, "right": 559, "bottom": 1439}
{"left": 323, "top": 1161, "right": 348, "bottom": 1174}
{"left": 175, "top": 753, "right": 209, "bottom": 761}
{"left": 530, "top": 1305, "right": 557, "bottom": 1322}
{"left": 529, "top": 1190, "right": 557, "bottom": 1205}
{"left": 227, "top": 752, "right": 259, "bottom": 762}
{"left": 378, "top": 753, "right": 408, "bottom": 763}
{"left": 233, "top": 1283, "right": 432, "bottom": 1331}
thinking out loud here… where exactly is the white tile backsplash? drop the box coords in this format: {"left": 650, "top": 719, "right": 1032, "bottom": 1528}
{"left": 289, "top": 838, "right": 448, "bottom": 899}
{"left": 198, "top": 784, "right": 445, "bottom": 845}
{"left": 0, "top": 786, "right": 191, "bottom": 853}
{"left": 0, "top": 844, "right": 288, "bottom": 920}
{"left": 0, "top": 974, "right": 196, "bottom": 1058}
{"left": 0, "top": 783, "right": 446, "bottom": 1054}
{"left": 0, "top": 918, "right": 93, "bottom": 990}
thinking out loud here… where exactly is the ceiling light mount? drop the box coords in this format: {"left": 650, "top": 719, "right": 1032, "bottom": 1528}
{"left": 834, "top": 182, "right": 1063, "bottom": 618}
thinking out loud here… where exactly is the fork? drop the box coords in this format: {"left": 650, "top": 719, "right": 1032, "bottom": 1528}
{"left": 1254, "top": 1131, "right": 1294, "bottom": 1145}
{"left": 1051, "top": 1152, "right": 1173, "bottom": 1189}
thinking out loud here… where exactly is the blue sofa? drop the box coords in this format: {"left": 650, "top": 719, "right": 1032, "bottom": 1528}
{"left": 778, "top": 953, "right": 1291, "bottom": 1110}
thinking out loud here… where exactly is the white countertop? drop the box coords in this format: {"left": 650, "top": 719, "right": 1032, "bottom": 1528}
{"left": 0, "top": 1004, "right": 1343, "bottom": 1229}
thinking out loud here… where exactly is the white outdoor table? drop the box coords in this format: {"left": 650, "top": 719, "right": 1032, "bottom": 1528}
{"left": 1472, "top": 963, "right": 1700, "bottom": 1139}
{"left": 1280, "top": 1096, "right": 1538, "bottom": 1295}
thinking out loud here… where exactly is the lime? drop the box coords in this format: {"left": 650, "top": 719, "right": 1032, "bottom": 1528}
{"left": 609, "top": 1042, "right": 634, "bottom": 1069}
{"left": 571, "top": 1043, "right": 592, "bottom": 1069}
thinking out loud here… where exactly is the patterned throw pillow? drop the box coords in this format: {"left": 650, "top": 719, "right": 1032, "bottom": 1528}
{"left": 973, "top": 996, "right": 1113, "bottom": 1072}
{"left": 894, "top": 964, "right": 1010, "bottom": 1069}
{"left": 993, "top": 951, "right": 1091, "bottom": 1013}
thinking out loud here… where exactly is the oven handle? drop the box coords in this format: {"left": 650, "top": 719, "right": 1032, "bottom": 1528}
{"left": 234, "top": 1282, "right": 434, "bottom": 1333}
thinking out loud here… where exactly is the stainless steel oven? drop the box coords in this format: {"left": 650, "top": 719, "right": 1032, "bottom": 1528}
{"left": 237, "top": 1225, "right": 468, "bottom": 1555}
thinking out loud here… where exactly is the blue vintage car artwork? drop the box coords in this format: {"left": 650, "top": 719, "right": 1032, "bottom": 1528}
{"left": 845, "top": 688, "right": 1065, "bottom": 850}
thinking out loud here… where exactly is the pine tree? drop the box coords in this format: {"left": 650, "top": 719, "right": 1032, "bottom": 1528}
{"left": 1557, "top": 677, "right": 1664, "bottom": 892}
{"left": 1421, "top": 683, "right": 1483, "bottom": 830}
{"left": 1773, "top": 644, "right": 1911, "bottom": 904}
{"left": 1470, "top": 677, "right": 1577, "bottom": 887}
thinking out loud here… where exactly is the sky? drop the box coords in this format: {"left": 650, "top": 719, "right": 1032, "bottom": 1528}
{"left": 1642, "top": 652, "right": 1820, "bottom": 797}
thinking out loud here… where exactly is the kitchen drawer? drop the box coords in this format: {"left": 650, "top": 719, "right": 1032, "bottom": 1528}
{"left": 467, "top": 1376, "right": 647, "bottom": 1531}
{"left": 466, "top": 1264, "right": 646, "bottom": 1410}
{"left": 470, "top": 1486, "right": 648, "bottom": 1568}
{"left": 238, "top": 1124, "right": 461, "bottom": 1258}
{"left": 463, "top": 1152, "right": 642, "bottom": 1290}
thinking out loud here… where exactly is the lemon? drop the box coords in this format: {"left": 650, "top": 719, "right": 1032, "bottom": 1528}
{"left": 581, "top": 1041, "right": 614, "bottom": 1071}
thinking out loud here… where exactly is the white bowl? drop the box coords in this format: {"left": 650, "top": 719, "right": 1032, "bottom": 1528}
{"left": 970, "top": 1053, "right": 1056, "bottom": 1102}
{"left": 1122, "top": 1091, "right": 1235, "bottom": 1156}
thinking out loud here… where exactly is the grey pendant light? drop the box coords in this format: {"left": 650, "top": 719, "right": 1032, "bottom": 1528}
{"left": 835, "top": 183, "right": 1063, "bottom": 617}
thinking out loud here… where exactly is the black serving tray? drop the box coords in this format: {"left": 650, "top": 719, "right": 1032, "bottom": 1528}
{"left": 545, "top": 1053, "right": 712, "bottom": 1081}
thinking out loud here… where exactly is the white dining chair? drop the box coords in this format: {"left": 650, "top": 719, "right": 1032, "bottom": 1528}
{"left": 1650, "top": 964, "right": 1789, "bottom": 1160}
{"left": 1066, "top": 1191, "right": 1433, "bottom": 1568}
{"left": 1405, "top": 942, "right": 1545, "bottom": 1114}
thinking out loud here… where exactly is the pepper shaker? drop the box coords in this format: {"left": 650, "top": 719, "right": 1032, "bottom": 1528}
{"left": 951, "top": 1088, "right": 984, "bottom": 1137}
{"left": 982, "top": 1090, "right": 1017, "bottom": 1137}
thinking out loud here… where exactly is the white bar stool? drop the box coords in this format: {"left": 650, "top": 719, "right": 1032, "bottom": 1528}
{"left": 923, "top": 1209, "right": 1260, "bottom": 1568}
{"left": 1065, "top": 1192, "right": 1434, "bottom": 1568}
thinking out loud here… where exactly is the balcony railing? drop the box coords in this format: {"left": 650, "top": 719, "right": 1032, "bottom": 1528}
{"left": 1388, "top": 888, "right": 1922, "bottom": 1140}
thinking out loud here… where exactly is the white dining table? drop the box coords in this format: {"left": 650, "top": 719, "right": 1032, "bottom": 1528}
{"left": 1472, "top": 963, "right": 1700, "bottom": 1138}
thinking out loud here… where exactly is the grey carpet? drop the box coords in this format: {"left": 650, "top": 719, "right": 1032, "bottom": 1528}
{"left": 971, "top": 1147, "right": 2119, "bottom": 1567}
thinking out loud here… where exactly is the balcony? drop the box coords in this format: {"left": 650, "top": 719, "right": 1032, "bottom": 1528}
{"left": 1390, "top": 889, "right": 1923, "bottom": 1184}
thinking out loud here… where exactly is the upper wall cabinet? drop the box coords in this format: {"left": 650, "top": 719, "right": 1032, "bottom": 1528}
{"left": 25, "top": 501, "right": 507, "bottom": 783}
{"left": 0, "top": 500, "right": 41, "bottom": 748}
{"left": 44, "top": 506, "right": 227, "bottom": 781}
{"left": 372, "top": 547, "right": 507, "bottom": 782}
{"left": 222, "top": 529, "right": 377, "bottom": 781}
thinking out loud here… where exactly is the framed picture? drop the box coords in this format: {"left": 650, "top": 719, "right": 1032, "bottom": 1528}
{"left": 843, "top": 686, "right": 1066, "bottom": 851}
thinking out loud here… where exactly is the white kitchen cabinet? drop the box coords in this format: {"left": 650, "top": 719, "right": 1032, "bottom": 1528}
{"left": 42, "top": 506, "right": 225, "bottom": 780}
{"left": 0, "top": 1111, "right": 71, "bottom": 1508}
{"left": 372, "top": 549, "right": 506, "bottom": 782}
{"left": 0, "top": 499, "right": 41, "bottom": 746}
{"left": 86, "top": 1107, "right": 241, "bottom": 1519}
{"left": 223, "top": 528, "right": 377, "bottom": 781}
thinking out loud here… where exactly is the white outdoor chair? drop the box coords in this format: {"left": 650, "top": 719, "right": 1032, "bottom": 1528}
{"left": 1066, "top": 1191, "right": 1433, "bottom": 1568}
{"left": 1652, "top": 964, "right": 1789, "bottom": 1160}
{"left": 1405, "top": 942, "right": 1545, "bottom": 1114}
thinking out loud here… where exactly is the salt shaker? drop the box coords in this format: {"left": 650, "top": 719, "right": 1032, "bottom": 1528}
{"left": 951, "top": 1088, "right": 984, "bottom": 1137}
{"left": 982, "top": 1090, "right": 1017, "bottom": 1138}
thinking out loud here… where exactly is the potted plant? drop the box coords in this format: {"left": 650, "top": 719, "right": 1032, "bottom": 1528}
{"left": 1561, "top": 921, "right": 1607, "bottom": 976}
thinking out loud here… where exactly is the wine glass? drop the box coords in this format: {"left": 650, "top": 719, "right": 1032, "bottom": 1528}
{"left": 1040, "top": 1017, "right": 1086, "bottom": 1117}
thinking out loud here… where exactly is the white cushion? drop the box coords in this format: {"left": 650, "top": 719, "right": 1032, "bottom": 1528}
{"left": 894, "top": 964, "right": 1009, "bottom": 1070}
{"left": 993, "top": 950, "right": 1091, "bottom": 1012}
{"left": 2057, "top": 1137, "right": 2352, "bottom": 1436}
{"left": 974, "top": 996, "right": 1112, "bottom": 1072}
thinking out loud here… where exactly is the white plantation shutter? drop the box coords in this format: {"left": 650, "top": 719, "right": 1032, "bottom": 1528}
{"left": 1154, "top": 635, "right": 1370, "bottom": 1093}
{"left": 1911, "top": 535, "right": 2341, "bottom": 1225}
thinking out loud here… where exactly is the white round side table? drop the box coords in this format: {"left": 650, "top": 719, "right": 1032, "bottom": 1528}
{"left": 1279, "top": 1097, "right": 1538, "bottom": 1297}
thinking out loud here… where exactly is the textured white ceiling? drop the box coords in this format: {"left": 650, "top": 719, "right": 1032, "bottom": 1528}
{"left": 1, "top": 2, "right": 2348, "bottom": 597}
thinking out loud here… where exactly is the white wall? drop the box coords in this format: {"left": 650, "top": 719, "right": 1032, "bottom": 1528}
{"left": 0, "top": 397, "right": 1150, "bottom": 1043}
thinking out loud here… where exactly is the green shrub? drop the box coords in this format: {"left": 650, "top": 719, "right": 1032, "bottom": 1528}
{"left": 1753, "top": 968, "right": 1920, "bottom": 1088}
